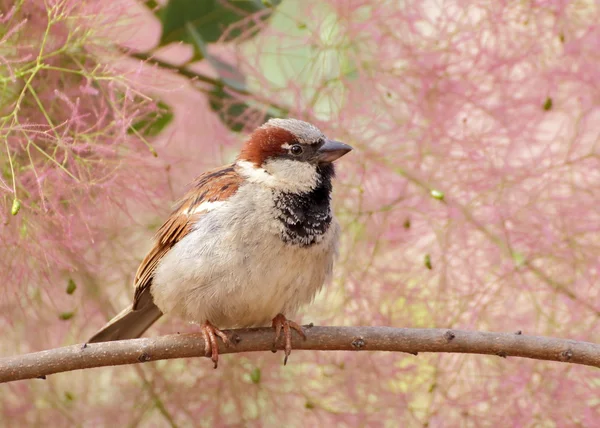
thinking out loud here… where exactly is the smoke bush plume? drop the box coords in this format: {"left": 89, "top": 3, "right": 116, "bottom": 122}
{"left": 1, "top": 1, "right": 599, "bottom": 426}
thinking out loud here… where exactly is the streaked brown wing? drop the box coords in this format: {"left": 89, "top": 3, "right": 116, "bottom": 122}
{"left": 132, "top": 164, "right": 241, "bottom": 309}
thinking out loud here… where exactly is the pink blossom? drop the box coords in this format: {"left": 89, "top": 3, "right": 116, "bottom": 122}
{"left": 2, "top": 0, "right": 600, "bottom": 426}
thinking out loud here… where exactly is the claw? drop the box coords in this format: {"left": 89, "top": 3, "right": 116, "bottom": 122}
{"left": 272, "top": 313, "right": 306, "bottom": 365}
{"left": 200, "top": 321, "right": 230, "bottom": 369}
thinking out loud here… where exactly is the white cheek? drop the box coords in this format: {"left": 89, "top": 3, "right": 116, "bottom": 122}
{"left": 236, "top": 159, "right": 319, "bottom": 193}
{"left": 263, "top": 159, "right": 319, "bottom": 193}
{"left": 236, "top": 160, "right": 277, "bottom": 186}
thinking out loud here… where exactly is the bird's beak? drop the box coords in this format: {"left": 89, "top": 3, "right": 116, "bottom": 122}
{"left": 316, "top": 139, "right": 353, "bottom": 163}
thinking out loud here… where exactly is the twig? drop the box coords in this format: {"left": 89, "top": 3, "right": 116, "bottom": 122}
{"left": 129, "top": 52, "right": 229, "bottom": 89}
{"left": 1, "top": 326, "right": 598, "bottom": 383}
{"left": 380, "top": 158, "right": 600, "bottom": 317}
{"left": 126, "top": 51, "right": 290, "bottom": 115}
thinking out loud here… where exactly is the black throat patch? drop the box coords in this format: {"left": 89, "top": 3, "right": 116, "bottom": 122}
{"left": 274, "top": 164, "right": 334, "bottom": 247}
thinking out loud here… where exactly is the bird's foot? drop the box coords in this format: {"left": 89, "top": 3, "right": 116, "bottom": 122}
{"left": 200, "top": 321, "right": 230, "bottom": 369}
{"left": 272, "top": 313, "right": 306, "bottom": 365}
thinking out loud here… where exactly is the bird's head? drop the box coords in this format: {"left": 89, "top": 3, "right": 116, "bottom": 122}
{"left": 236, "top": 118, "right": 352, "bottom": 193}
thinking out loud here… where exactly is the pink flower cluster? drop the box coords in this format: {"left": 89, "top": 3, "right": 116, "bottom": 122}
{"left": 2, "top": 0, "right": 599, "bottom": 426}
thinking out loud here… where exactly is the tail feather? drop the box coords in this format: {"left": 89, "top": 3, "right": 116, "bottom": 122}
{"left": 88, "top": 302, "right": 163, "bottom": 343}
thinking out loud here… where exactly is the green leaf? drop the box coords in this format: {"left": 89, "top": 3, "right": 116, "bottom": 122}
{"left": 205, "top": 53, "right": 247, "bottom": 92}
{"left": 430, "top": 189, "right": 444, "bottom": 201}
{"left": 129, "top": 101, "right": 174, "bottom": 137}
{"left": 184, "top": 21, "right": 209, "bottom": 62}
{"left": 424, "top": 254, "right": 432, "bottom": 270}
{"left": 208, "top": 86, "right": 281, "bottom": 132}
{"left": 144, "top": 0, "right": 159, "bottom": 10}
{"left": 208, "top": 87, "right": 249, "bottom": 132}
{"left": 59, "top": 311, "right": 75, "bottom": 321}
{"left": 66, "top": 279, "right": 77, "bottom": 295}
{"left": 250, "top": 367, "right": 261, "bottom": 384}
{"left": 159, "top": 0, "right": 282, "bottom": 46}
{"left": 543, "top": 97, "right": 553, "bottom": 111}
{"left": 11, "top": 198, "right": 20, "bottom": 216}
{"left": 186, "top": 23, "right": 248, "bottom": 92}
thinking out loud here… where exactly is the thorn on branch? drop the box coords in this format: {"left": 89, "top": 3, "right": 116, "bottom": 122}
{"left": 351, "top": 337, "right": 366, "bottom": 349}
{"left": 444, "top": 330, "right": 456, "bottom": 342}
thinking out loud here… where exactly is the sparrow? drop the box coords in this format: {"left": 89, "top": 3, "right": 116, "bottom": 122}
{"left": 88, "top": 118, "right": 352, "bottom": 367}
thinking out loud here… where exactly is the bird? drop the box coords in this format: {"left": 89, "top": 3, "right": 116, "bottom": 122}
{"left": 88, "top": 118, "right": 352, "bottom": 367}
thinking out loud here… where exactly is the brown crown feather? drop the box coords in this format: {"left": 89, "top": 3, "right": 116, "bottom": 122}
{"left": 238, "top": 126, "right": 297, "bottom": 166}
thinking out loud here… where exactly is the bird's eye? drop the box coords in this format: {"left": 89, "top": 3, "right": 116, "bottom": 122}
{"left": 290, "top": 144, "right": 303, "bottom": 155}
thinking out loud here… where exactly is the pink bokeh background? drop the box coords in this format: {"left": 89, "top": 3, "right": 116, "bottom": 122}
{"left": 1, "top": 0, "right": 599, "bottom": 425}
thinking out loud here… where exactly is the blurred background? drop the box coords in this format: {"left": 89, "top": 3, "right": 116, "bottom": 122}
{"left": 1, "top": 0, "right": 599, "bottom": 425}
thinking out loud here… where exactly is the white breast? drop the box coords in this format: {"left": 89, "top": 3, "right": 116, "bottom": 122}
{"left": 150, "top": 183, "right": 339, "bottom": 328}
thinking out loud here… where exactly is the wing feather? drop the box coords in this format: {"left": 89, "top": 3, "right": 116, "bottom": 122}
{"left": 132, "top": 164, "right": 241, "bottom": 309}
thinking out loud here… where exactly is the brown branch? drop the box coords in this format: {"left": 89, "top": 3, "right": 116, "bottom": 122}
{"left": 1, "top": 326, "right": 599, "bottom": 383}
{"left": 126, "top": 51, "right": 290, "bottom": 116}
{"left": 128, "top": 52, "right": 229, "bottom": 89}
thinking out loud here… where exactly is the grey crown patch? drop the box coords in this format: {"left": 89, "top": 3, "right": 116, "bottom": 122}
{"left": 264, "top": 118, "right": 324, "bottom": 145}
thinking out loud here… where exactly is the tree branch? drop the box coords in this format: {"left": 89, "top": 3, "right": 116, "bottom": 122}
{"left": 129, "top": 52, "right": 231, "bottom": 90}
{"left": 2, "top": 326, "right": 599, "bottom": 383}
{"left": 126, "top": 52, "right": 290, "bottom": 116}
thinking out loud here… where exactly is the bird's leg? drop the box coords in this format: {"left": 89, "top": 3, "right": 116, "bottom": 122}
{"left": 271, "top": 313, "right": 307, "bottom": 365}
{"left": 200, "top": 320, "right": 230, "bottom": 369}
